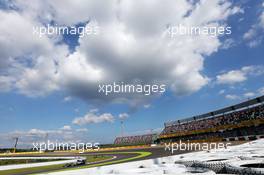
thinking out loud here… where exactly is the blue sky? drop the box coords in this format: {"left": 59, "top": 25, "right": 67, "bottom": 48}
{"left": 0, "top": 0, "right": 264, "bottom": 148}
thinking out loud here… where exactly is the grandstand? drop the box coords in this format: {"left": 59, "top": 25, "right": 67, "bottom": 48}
{"left": 158, "top": 95, "right": 264, "bottom": 143}
{"left": 114, "top": 95, "right": 264, "bottom": 145}
{"left": 114, "top": 134, "right": 157, "bottom": 146}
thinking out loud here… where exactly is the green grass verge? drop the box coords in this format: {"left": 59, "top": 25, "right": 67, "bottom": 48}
{"left": 0, "top": 164, "right": 65, "bottom": 175}
{"left": 0, "top": 159, "right": 65, "bottom": 166}
{"left": 0, "top": 155, "right": 115, "bottom": 175}
{"left": 48, "top": 151, "right": 152, "bottom": 173}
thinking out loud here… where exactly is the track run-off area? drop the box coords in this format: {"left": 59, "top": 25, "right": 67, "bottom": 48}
{"left": 0, "top": 143, "right": 241, "bottom": 175}
{"left": 0, "top": 147, "right": 158, "bottom": 175}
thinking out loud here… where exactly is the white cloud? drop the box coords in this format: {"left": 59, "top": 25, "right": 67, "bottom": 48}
{"left": 0, "top": 0, "right": 242, "bottom": 106}
{"left": 89, "top": 108, "right": 99, "bottom": 113}
{"left": 248, "top": 39, "right": 262, "bottom": 48}
{"left": 28, "top": 128, "right": 48, "bottom": 136}
{"left": 73, "top": 111, "right": 115, "bottom": 125}
{"left": 76, "top": 128, "right": 88, "bottom": 132}
{"left": 118, "top": 113, "right": 129, "bottom": 120}
{"left": 221, "top": 88, "right": 262, "bottom": 101}
{"left": 258, "top": 87, "right": 264, "bottom": 95}
{"left": 60, "top": 125, "right": 72, "bottom": 131}
{"left": 243, "top": 5, "right": 264, "bottom": 47}
{"left": 221, "top": 38, "right": 235, "bottom": 49}
{"left": 216, "top": 66, "right": 264, "bottom": 85}
{"left": 0, "top": 125, "right": 90, "bottom": 148}
{"left": 217, "top": 70, "right": 247, "bottom": 84}
{"left": 0, "top": 11, "right": 52, "bottom": 63}
{"left": 15, "top": 59, "right": 60, "bottom": 97}
{"left": 63, "top": 96, "right": 72, "bottom": 102}
{"left": 219, "top": 89, "right": 226, "bottom": 94}
{"left": 225, "top": 94, "right": 240, "bottom": 100}
{"left": 0, "top": 76, "right": 14, "bottom": 92}
{"left": 13, "top": 0, "right": 115, "bottom": 26}
{"left": 143, "top": 104, "right": 151, "bottom": 109}
{"left": 0, "top": 10, "right": 69, "bottom": 97}
{"left": 243, "top": 27, "right": 257, "bottom": 40}
{"left": 243, "top": 92, "right": 255, "bottom": 98}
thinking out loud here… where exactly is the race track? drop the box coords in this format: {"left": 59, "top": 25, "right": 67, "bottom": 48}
{"left": 0, "top": 146, "right": 194, "bottom": 175}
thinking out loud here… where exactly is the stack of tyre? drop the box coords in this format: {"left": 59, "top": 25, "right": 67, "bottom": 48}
{"left": 225, "top": 160, "right": 264, "bottom": 175}
{"left": 176, "top": 157, "right": 264, "bottom": 174}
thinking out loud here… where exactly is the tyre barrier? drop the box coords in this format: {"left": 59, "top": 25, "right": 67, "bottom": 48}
{"left": 174, "top": 160, "right": 198, "bottom": 167}
{"left": 238, "top": 156, "right": 256, "bottom": 160}
{"left": 175, "top": 160, "right": 227, "bottom": 174}
{"left": 226, "top": 160, "right": 264, "bottom": 175}
{"left": 201, "top": 162, "right": 227, "bottom": 173}
{"left": 225, "top": 164, "right": 264, "bottom": 175}
{"left": 175, "top": 159, "right": 264, "bottom": 174}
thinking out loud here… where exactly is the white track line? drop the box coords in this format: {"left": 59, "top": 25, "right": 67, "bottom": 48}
{"left": 0, "top": 157, "right": 80, "bottom": 171}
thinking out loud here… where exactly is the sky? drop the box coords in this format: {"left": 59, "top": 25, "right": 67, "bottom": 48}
{"left": 0, "top": 0, "right": 264, "bottom": 148}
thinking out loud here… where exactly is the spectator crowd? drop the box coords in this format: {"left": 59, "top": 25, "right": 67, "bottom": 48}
{"left": 161, "top": 104, "right": 264, "bottom": 135}
{"left": 114, "top": 134, "right": 155, "bottom": 145}
{"left": 114, "top": 103, "right": 264, "bottom": 145}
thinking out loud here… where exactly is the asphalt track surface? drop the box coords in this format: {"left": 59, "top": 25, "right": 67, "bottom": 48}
{"left": 11, "top": 152, "right": 140, "bottom": 175}
{"left": 0, "top": 146, "right": 195, "bottom": 175}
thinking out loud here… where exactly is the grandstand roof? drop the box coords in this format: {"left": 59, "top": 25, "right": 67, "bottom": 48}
{"left": 165, "top": 95, "right": 264, "bottom": 127}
